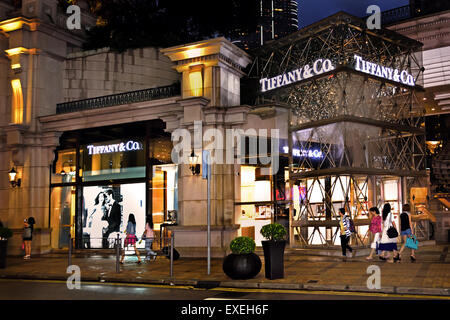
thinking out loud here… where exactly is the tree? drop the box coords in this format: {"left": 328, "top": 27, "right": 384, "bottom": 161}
{"left": 82, "top": 0, "right": 259, "bottom": 51}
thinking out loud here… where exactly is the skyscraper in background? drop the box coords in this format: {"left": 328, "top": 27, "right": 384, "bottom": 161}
{"left": 233, "top": 0, "right": 299, "bottom": 50}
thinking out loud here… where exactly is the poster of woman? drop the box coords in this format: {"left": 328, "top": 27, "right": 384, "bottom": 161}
{"left": 82, "top": 183, "right": 146, "bottom": 249}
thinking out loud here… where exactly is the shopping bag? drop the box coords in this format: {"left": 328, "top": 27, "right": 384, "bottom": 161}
{"left": 405, "top": 235, "right": 418, "bottom": 250}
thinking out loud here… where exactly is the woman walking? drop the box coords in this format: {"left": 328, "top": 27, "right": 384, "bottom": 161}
{"left": 338, "top": 208, "right": 353, "bottom": 261}
{"left": 142, "top": 218, "right": 157, "bottom": 262}
{"left": 22, "top": 217, "right": 35, "bottom": 260}
{"left": 366, "top": 207, "right": 382, "bottom": 261}
{"left": 120, "top": 214, "right": 142, "bottom": 264}
{"left": 378, "top": 204, "right": 399, "bottom": 263}
{"left": 399, "top": 204, "right": 416, "bottom": 262}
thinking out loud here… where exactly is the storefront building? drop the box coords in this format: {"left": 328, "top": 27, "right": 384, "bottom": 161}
{"left": 1, "top": 8, "right": 430, "bottom": 256}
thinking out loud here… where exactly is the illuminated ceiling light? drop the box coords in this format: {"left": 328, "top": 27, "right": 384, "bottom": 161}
{"left": 431, "top": 108, "right": 435, "bottom": 111}
{"left": 11, "top": 63, "right": 21, "bottom": 69}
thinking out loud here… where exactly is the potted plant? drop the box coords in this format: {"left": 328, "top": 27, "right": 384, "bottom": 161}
{"left": 261, "top": 223, "right": 287, "bottom": 280}
{"left": 222, "top": 236, "right": 261, "bottom": 280}
{"left": 0, "top": 227, "right": 13, "bottom": 269}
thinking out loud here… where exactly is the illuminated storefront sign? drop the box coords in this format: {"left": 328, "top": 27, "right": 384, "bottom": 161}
{"left": 282, "top": 146, "right": 323, "bottom": 158}
{"left": 260, "top": 58, "right": 335, "bottom": 92}
{"left": 259, "top": 55, "right": 416, "bottom": 92}
{"left": 353, "top": 54, "right": 415, "bottom": 86}
{"left": 86, "top": 140, "right": 143, "bottom": 155}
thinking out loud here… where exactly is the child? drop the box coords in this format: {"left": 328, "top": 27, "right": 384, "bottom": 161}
{"left": 142, "top": 219, "right": 157, "bottom": 261}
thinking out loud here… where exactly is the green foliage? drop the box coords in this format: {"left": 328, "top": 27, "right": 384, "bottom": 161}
{"left": 230, "top": 236, "right": 256, "bottom": 254}
{"left": 0, "top": 227, "right": 13, "bottom": 240}
{"left": 260, "top": 223, "right": 287, "bottom": 241}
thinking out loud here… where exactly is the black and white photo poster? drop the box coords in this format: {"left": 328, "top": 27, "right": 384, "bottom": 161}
{"left": 82, "top": 183, "right": 146, "bottom": 249}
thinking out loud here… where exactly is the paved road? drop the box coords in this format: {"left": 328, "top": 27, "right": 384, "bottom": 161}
{"left": 0, "top": 279, "right": 447, "bottom": 300}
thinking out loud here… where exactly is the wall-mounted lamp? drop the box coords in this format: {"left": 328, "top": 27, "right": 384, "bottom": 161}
{"left": 9, "top": 167, "right": 21, "bottom": 188}
{"left": 189, "top": 149, "right": 200, "bottom": 175}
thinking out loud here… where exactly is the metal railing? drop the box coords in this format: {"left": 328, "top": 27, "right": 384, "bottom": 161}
{"left": 68, "top": 232, "right": 175, "bottom": 277}
{"left": 56, "top": 83, "right": 181, "bottom": 114}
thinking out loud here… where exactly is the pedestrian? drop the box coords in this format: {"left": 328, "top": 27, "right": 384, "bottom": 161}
{"left": 378, "top": 203, "right": 399, "bottom": 263}
{"left": 22, "top": 217, "right": 35, "bottom": 260}
{"left": 398, "top": 204, "right": 416, "bottom": 262}
{"left": 120, "top": 213, "right": 142, "bottom": 264}
{"left": 366, "top": 207, "right": 382, "bottom": 261}
{"left": 338, "top": 208, "right": 353, "bottom": 261}
{"left": 142, "top": 218, "right": 157, "bottom": 262}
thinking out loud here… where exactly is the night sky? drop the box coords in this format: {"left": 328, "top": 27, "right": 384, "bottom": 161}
{"left": 299, "top": 0, "right": 410, "bottom": 28}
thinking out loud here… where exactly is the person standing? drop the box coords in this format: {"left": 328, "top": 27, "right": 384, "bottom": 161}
{"left": 120, "top": 214, "right": 142, "bottom": 264}
{"left": 142, "top": 218, "right": 157, "bottom": 262}
{"left": 378, "top": 203, "right": 399, "bottom": 263}
{"left": 338, "top": 208, "right": 353, "bottom": 261}
{"left": 22, "top": 217, "right": 35, "bottom": 260}
{"left": 399, "top": 204, "right": 416, "bottom": 262}
{"left": 366, "top": 207, "right": 382, "bottom": 261}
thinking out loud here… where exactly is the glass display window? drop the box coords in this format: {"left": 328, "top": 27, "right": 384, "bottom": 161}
{"left": 52, "top": 149, "right": 76, "bottom": 184}
{"left": 50, "top": 186, "right": 76, "bottom": 249}
{"left": 81, "top": 139, "right": 146, "bottom": 182}
{"left": 239, "top": 166, "right": 273, "bottom": 246}
{"left": 81, "top": 183, "right": 146, "bottom": 249}
{"left": 151, "top": 164, "right": 178, "bottom": 232}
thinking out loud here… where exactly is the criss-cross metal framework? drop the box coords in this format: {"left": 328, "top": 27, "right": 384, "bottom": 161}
{"left": 246, "top": 12, "right": 429, "bottom": 247}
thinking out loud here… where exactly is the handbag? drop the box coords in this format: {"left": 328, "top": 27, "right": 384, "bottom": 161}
{"left": 386, "top": 213, "right": 398, "bottom": 239}
{"left": 21, "top": 242, "right": 25, "bottom": 251}
{"left": 405, "top": 235, "right": 418, "bottom": 250}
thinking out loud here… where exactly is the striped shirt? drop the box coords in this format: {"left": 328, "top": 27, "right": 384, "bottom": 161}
{"left": 340, "top": 215, "right": 352, "bottom": 237}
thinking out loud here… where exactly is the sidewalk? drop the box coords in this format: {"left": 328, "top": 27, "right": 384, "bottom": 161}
{"left": 1, "top": 244, "right": 449, "bottom": 297}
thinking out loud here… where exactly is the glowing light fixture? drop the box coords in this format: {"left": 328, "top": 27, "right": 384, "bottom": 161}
{"left": 11, "top": 79, "right": 24, "bottom": 124}
{"left": 8, "top": 167, "right": 21, "bottom": 188}
{"left": 189, "top": 149, "right": 200, "bottom": 175}
{"left": 189, "top": 65, "right": 203, "bottom": 97}
{"left": 11, "top": 63, "right": 21, "bottom": 69}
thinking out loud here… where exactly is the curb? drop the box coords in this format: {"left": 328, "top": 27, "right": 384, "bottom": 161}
{"left": 1, "top": 273, "right": 449, "bottom": 297}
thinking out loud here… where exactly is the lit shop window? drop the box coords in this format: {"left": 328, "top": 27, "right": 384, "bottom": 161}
{"left": 239, "top": 166, "right": 273, "bottom": 246}
{"left": 52, "top": 149, "right": 77, "bottom": 184}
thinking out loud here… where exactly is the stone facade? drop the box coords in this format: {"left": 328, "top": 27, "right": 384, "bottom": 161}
{"left": 63, "top": 47, "right": 180, "bottom": 102}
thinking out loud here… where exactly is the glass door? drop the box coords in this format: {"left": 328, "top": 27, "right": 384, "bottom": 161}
{"left": 50, "top": 186, "right": 76, "bottom": 249}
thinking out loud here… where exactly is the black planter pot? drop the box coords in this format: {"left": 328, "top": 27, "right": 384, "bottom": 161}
{"left": 0, "top": 240, "right": 7, "bottom": 269}
{"left": 262, "top": 240, "right": 286, "bottom": 280}
{"left": 222, "top": 253, "right": 262, "bottom": 280}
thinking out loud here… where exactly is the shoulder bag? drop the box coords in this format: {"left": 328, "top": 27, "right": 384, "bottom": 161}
{"left": 387, "top": 213, "right": 399, "bottom": 239}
